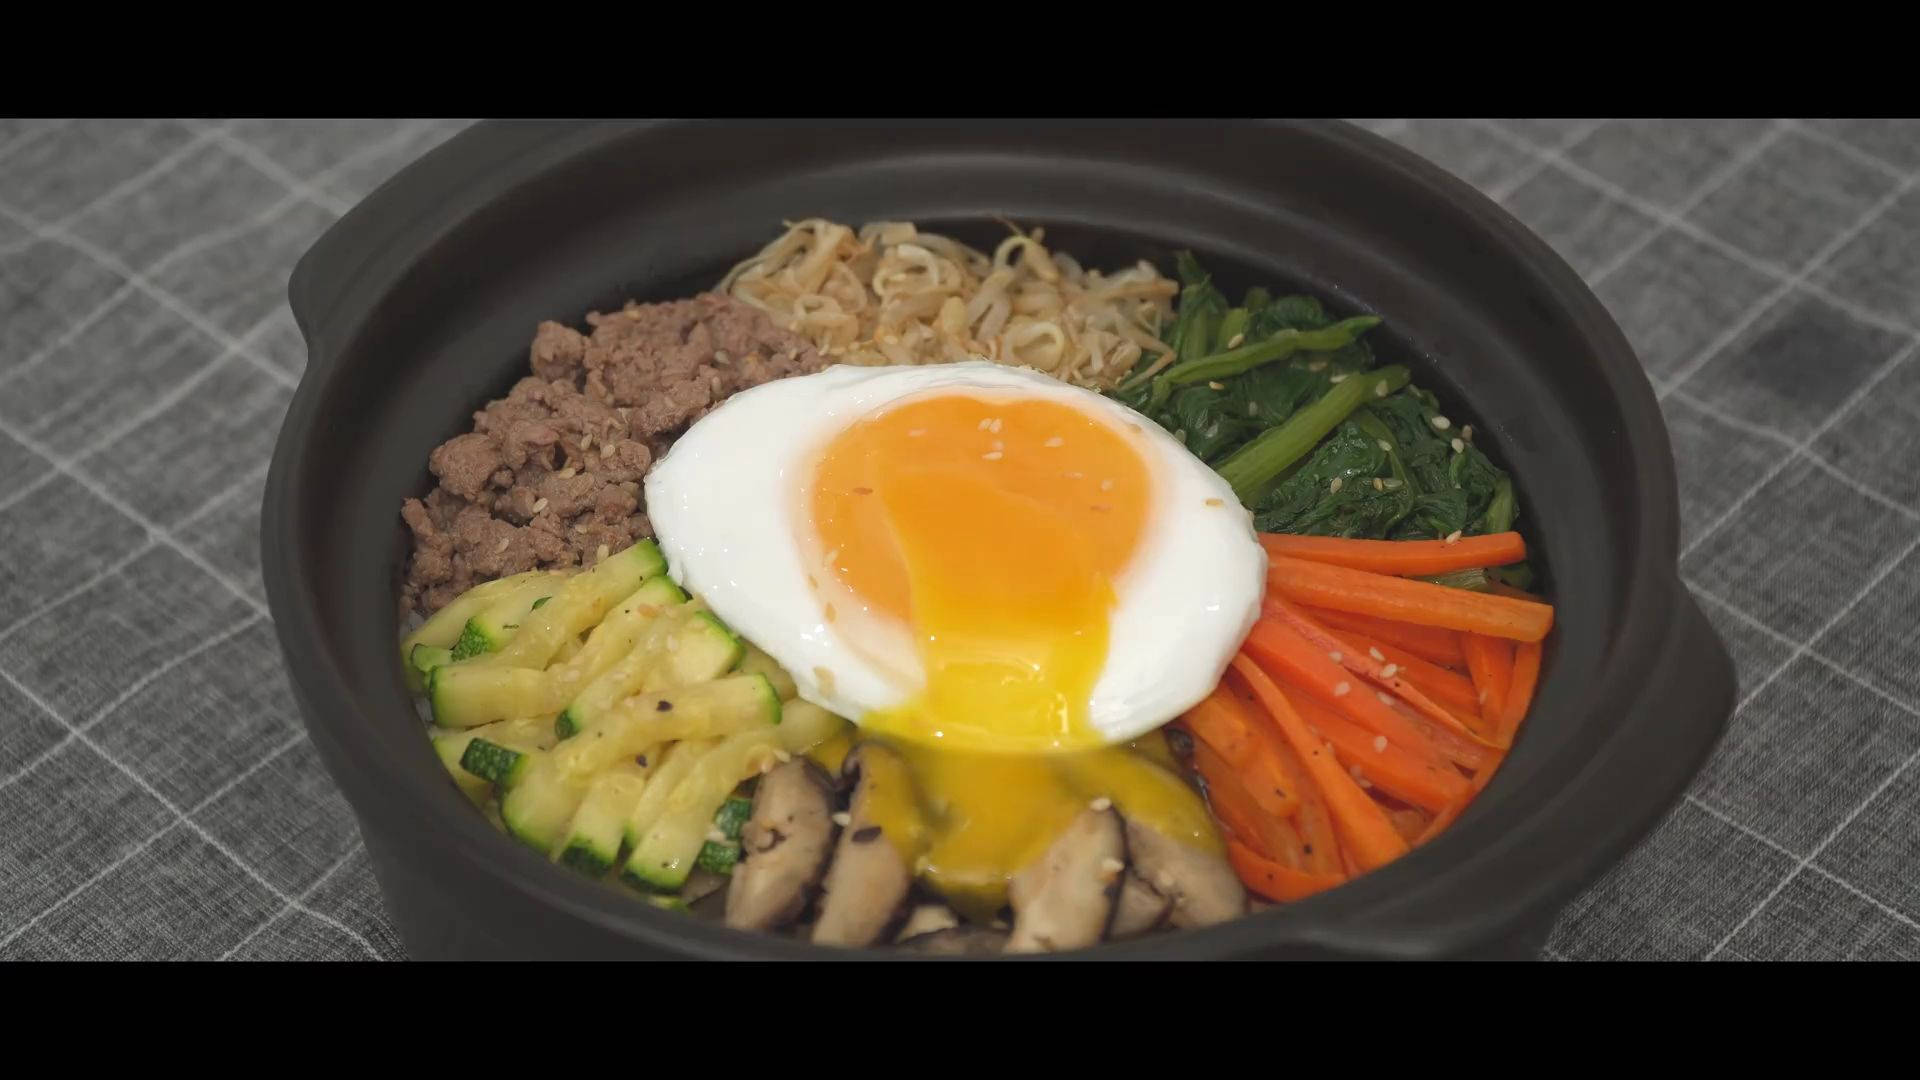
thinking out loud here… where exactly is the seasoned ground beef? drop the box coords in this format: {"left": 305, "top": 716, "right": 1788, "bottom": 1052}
{"left": 401, "top": 293, "right": 825, "bottom": 616}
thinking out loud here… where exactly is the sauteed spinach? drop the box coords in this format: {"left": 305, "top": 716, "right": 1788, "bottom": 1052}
{"left": 1112, "top": 253, "right": 1527, "bottom": 585}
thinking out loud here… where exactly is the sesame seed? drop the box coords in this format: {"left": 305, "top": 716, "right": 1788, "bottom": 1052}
{"left": 1226, "top": 333, "right": 1246, "bottom": 349}
{"left": 978, "top": 418, "right": 992, "bottom": 431}
{"left": 601, "top": 444, "right": 615, "bottom": 459}
{"left": 1444, "top": 530, "right": 1463, "bottom": 544}
{"left": 596, "top": 543, "right": 610, "bottom": 563}
{"left": 1329, "top": 478, "right": 1343, "bottom": 494}
{"left": 580, "top": 433, "right": 593, "bottom": 452}
{"left": 1329, "top": 651, "right": 1343, "bottom": 663}
{"left": 1374, "top": 380, "right": 1389, "bottom": 398}
{"left": 1204, "top": 497, "right": 1224, "bottom": 507}
{"left": 713, "top": 349, "right": 731, "bottom": 365}
{"left": 573, "top": 523, "right": 588, "bottom": 534}
{"left": 1372, "top": 735, "right": 1388, "bottom": 753}
{"left": 908, "top": 428, "right": 926, "bottom": 437}
{"left": 707, "top": 828, "right": 728, "bottom": 844}
{"left": 531, "top": 498, "right": 549, "bottom": 514}
{"left": 1208, "top": 380, "right": 1226, "bottom": 391}
{"left": 1247, "top": 402, "right": 1259, "bottom": 416}
{"left": 1043, "top": 436, "right": 1065, "bottom": 447}
{"left": 1096, "top": 478, "right": 1114, "bottom": 493}
{"left": 1333, "top": 681, "right": 1351, "bottom": 697}
{"left": 495, "top": 537, "right": 511, "bottom": 553}
{"left": 1373, "top": 477, "right": 1384, "bottom": 491}
{"left": 1173, "top": 429, "right": 1186, "bottom": 443}
{"left": 990, "top": 419, "right": 1003, "bottom": 434}
{"left": 1462, "top": 424, "right": 1474, "bottom": 442}
{"left": 1308, "top": 360, "right": 1327, "bottom": 372}
{"left": 1381, "top": 663, "right": 1399, "bottom": 678}
{"left": 1090, "top": 797, "right": 1113, "bottom": 811}
{"left": 1368, "top": 647, "right": 1385, "bottom": 662}
{"left": 1430, "top": 415, "right": 1451, "bottom": 430}
{"left": 1378, "top": 691, "right": 1395, "bottom": 706}
{"left": 982, "top": 451, "right": 1003, "bottom": 461}
{"left": 557, "top": 467, "right": 576, "bottom": 479}
{"left": 1383, "top": 477, "right": 1404, "bottom": 491}
{"left": 1098, "top": 856, "right": 1125, "bottom": 879}
{"left": 1452, "top": 437, "right": 1465, "bottom": 453}
{"left": 1329, "top": 373, "right": 1349, "bottom": 384}
{"left": 1377, "top": 440, "right": 1392, "bottom": 452}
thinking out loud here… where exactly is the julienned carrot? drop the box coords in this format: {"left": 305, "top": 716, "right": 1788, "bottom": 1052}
{"left": 1332, "top": 630, "right": 1480, "bottom": 714}
{"left": 1266, "top": 815, "right": 1309, "bottom": 871}
{"left": 1183, "top": 689, "right": 1301, "bottom": 819}
{"left": 1488, "top": 581, "right": 1547, "bottom": 604}
{"left": 1242, "top": 618, "right": 1488, "bottom": 771}
{"left": 1189, "top": 738, "right": 1301, "bottom": 865}
{"left": 1500, "top": 641, "right": 1543, "bottom": 744}
{"left": 1260, "top": 531, "right": 1526, "bottom": 576}
{"left": 1226, "top": 839, "right": 1344, "bottom": 902}
{"left": 1304, "top": 606, "right": 1468, "bottom": 669}
{"left": 1264, "top": 595, "right": 1497, "bottom": 748}
{"left": 1276, "top": 683, "right": 1468, "bottom": 812}
{"left": 1269, "top": 555, "right": 1554, "bottom": 642}
{"left": 1231, "top": 654, "right": 1409, "bottom": 872}
{"left": 1416, "top": 795, "right": 1467, "bottom": 846}
{"left": 1462, "top": 633, "right": 1513, "bottom": 731}
{"left": 1471, "top": 750, "right": 1505, "bottom": 794}
{"left": 1387, "top": 808, "right": 1431, "bottom": 844}
{"left": 1180, "top": 688, "right": 1255, "bottom": 766}
{"left": 1224, "top": 675, "right": 1341, "bottom": 877}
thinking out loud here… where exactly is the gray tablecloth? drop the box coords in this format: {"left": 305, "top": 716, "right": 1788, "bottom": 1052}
{"left": 1, "top": 119, "right": 1914, "bottom": 961}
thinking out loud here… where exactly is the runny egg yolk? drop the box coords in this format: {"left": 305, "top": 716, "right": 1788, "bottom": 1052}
{"left": 809, "top": 392, "right": 1221, "bottom": 914}
{"left": 809, "top": 392, "right": 1151, "bottom": 753}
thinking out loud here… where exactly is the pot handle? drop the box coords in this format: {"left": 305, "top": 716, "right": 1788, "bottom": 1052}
{"left": 1270, "top": 587, "right": 1738, "bottom": 960}
{"left": 286, "top": 120, "right": 612, "bottom": 365}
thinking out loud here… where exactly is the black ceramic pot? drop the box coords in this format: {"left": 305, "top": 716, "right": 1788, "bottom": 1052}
{"left": 263, "top": 119, "right": 1734, "bottom": 960}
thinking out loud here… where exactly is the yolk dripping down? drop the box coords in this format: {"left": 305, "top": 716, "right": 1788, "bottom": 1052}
{"left": 809, "top": 392, "right": 1152, "bottom": 753}
{"left": 808, "top": 392, "right": 1222, "bottom": 914}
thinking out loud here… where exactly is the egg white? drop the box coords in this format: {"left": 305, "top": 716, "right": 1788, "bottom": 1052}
{"left": 643, "top": 362, "right": 1267, "bottom": 746}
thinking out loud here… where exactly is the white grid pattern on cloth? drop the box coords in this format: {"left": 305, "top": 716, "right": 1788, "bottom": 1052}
{"left": 0, "top": 664, "right": 378, "bottom": 959}
{"left": 0, "top": 119, "right": 446, "bottom": 961}
{"left": 0, "top": 118, "right": 1915, "bottom": 960}
{"left": 1468, "top": 121, "right": 1920, "bottom": 956}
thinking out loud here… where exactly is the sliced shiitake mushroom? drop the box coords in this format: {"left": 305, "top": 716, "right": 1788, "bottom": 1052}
{"left": 893, "top": 903, "right": 962, "bottom": 943}
{"left": 724, "top": 759, "right": 837, "bottom": 932}
{"left": 897, "top": 926, "right": 1010, "bottom": 956}
{"left": 1124, "top": 816, "right": 1246, "bottom": 929}
{"left": 813, "top": 743, "right": 920, "bottom": 947}
{"left": 1005, "top": 806, "right": 1125, "bottom": 954}
{"left": 1108, "top": 871, "right": 1173, "bottom": 939}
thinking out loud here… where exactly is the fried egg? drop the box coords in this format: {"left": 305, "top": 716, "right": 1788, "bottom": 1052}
{"left": 644, "top": 362, "right": 1266, "bottom": 753}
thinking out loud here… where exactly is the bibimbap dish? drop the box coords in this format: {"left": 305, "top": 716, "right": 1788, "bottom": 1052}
{"left": 265, "top": 120, "right": 1736, "bottom": 961}
{"left": 398, "top": 220, "right": 1557, "bottom": 953}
